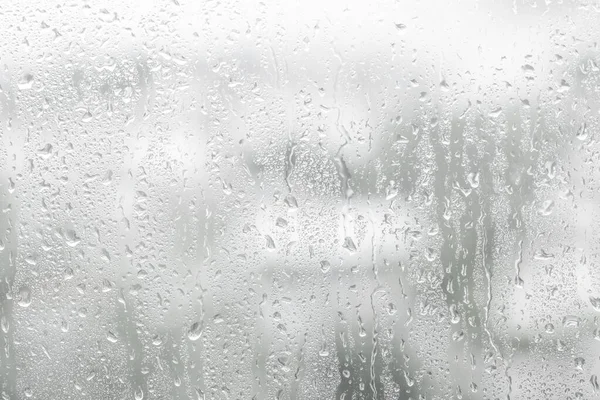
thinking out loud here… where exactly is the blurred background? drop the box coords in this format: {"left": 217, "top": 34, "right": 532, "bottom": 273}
{"left": 1, "top": 0, "right": 600, "bottom": 398}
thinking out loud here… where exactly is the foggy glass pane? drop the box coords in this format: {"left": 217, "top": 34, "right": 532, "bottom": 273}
{"left": 0, "top": 0, "right": 598, "bottom": 399}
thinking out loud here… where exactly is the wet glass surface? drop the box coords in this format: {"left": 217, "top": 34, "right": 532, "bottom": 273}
{"left": 1, "top": 0, "right": 600, "bottom": 398}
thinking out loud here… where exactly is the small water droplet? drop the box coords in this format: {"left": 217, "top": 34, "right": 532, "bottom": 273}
{"left": 18, "top": 74, "right": 34, "bottom": 90}
{"left": 17, "top": 286, "right": 31, "bottom": 307}
{"left": 276, "top": 217, "right": 288, "bottom": 227}
{"left": 107, "top": 331, "right": 118, "bottom": 343}
{"left": 265, "top": 235, "right": 276, "bottom": 250}
{"left": 538, "top": 200, "right": 555, "bottom": 216}
{"left": 1, "top": 316, "right": 9, "bottom": 333}
{"left": 65, "top": 230, "right": 81, "bottom": 247}
{"left": 37, "top": 144, "right": 53, "bottom": 159}
{"left": 343, "top": 237, "right": 357, "bottom": 253}
{"left": 187, "top": 322, "right": 202, "bottom": 341}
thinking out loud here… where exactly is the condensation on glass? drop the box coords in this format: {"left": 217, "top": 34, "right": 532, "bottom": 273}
{"left": 0, "top": 0, "right": 599, "bottom": 399}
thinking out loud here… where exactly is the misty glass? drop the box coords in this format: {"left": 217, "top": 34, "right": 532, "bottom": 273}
{"left": 0, "top": 0, "right": 599, "bottom": 399}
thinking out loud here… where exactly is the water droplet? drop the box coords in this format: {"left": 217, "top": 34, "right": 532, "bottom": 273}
{"left": 81, "top": 111, "right": 93, "bottom": 123}
{"left": 276, "top": 217, "right": 288, "bottom": 227}
{"left": 467, "top": 172, "right": 480, "bottom": 188}
{"left": 25, "top": 255, "right": 38, "bottom": 266}
{"left": 65, "top": 230, "right": 81, "bottom": 247}
{"left": 107, "top": 331, "right": 118, "bottom": 343}
{"left": 590, "top": 297, "right": 600, "bottom": 311}
{"left": 63, "top": 267, "right": 74, "bottom": 280}
{"left": 343, "top": 237, "right": 357, "bottom": 253}
{"left": 538, "top": 200, "right": 555, "bottom": 216}
{"left": 187, "top": 322, "right": 202, "bottom": 341}
{"left": 265, "top": 235, "right": 276, "bottom": 250}
{"left": 37, "top": 144, "right": 53, "bottom": 159}
{"left": 1, "top": 316, "right": 9, "bottom": 333}
{"left": 562, "top": 315, "right": 581, "bottom": 328}
{"left": 577, "top": 122, "right": 588, "bottom": 140}
{"left": 17, "top": 286, "right": 31, "bottom": 307}
{"left": 18, "top": 74, "right": 34, "bottom": 90}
